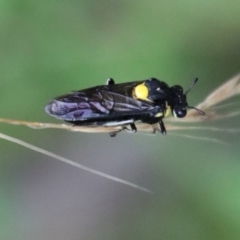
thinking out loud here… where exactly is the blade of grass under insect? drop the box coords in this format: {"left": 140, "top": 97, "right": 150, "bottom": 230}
{"left": 169, "top": 133, "right": 227, "bottom": 145}
{"left": 164, "top": 125, "right": 240, "bottom": 133}
{"left": 1, "top": 115, "right": 240, "bottom": 136}
{"left": 176, "top": 109, "right": 240, "bottom": 122}
{"left": 0, "top": 117, "right": 121, "bottom": 133}
{"left": 196, "top": 73, "right": 240, "bottom": 110}
{"left": 0, "top": 132, "right": 151, "bottom": 193}
{"left": 210, "top": 100, "right": 240, "bottom": 110}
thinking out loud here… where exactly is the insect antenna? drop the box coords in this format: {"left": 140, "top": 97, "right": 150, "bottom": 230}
{"left": 184, "top": 78, "right": 205, "bottom": 115}
{"left": 187, "top": 106, "right": 205, "bottom": 115}
{"left": 185, "top": 78, "right": 199, "bottom": 95}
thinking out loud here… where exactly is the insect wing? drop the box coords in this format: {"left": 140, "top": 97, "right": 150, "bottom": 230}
{"left": 45, "top": 81, "right": 154, "bottom": 122}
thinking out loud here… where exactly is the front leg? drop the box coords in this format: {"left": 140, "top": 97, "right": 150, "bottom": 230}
{"left": 159, "top": 119, "right": 166, "bottom": 135}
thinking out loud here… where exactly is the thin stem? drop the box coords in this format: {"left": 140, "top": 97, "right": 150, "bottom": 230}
{"left": 0, "top": 132, "right": 151, "bottom": 193}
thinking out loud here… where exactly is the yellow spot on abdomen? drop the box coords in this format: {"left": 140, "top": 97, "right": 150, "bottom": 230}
{"left": 134, "top": 83, "right": 149, "bottom": 100}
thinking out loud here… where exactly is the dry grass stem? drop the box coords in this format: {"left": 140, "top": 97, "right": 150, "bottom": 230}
{"left": 0, "top": 132, "right": 151, "bottom": 193}
{"left": 0, "top": 73, "right": 240, "bottom": 134}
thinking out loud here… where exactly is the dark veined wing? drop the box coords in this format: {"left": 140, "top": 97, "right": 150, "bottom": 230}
{"left": 45, "top": 81, "right": 155, "bottom": 122}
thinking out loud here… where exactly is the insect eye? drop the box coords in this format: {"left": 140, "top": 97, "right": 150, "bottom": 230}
{"left": 173, "top": 106, "right": 187, "bottom": 118}
{"left": 156, "top": 87, "right": 160, "bottom": 91}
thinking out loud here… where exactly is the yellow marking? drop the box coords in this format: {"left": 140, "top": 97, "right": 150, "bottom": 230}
{"left": 133, "top": 82, "right": 149, "bottom": 100}
{"left": 154, "top": 112, "right": 163, "bottom": 117}
{"left": 164, "top": 101, "right": 171, "bottom": 117}
{"left": 154, "top": 102, "right": 171, "bottom": 118}
{"left": 173, "top": 110, "right": 177, "bottom": 118}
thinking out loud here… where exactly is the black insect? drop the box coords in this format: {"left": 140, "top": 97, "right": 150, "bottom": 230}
{"left": 45, "top": 78, "right": 204, "bottom": 136}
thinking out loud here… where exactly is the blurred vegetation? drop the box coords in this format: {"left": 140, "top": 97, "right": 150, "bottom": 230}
{"left": 0, "top": 1, "right": 240, "bottom": 240}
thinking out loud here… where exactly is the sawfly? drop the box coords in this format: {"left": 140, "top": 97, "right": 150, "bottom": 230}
{"left": 1, "top": 74, "right": 240, "bottom": 192}
{"left": 45, "top": 78, "right": 205, "bottom": 137}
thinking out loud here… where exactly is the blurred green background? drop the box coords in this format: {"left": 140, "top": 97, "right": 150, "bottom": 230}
{"left": 0, "top": 1, "right": 240, "bottom": 239}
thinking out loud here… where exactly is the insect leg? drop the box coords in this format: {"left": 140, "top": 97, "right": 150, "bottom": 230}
{"left": 124, "top": 123, "right": 137, "bottom": 133}
{"left": 109, "top": 129, "right": 123, "bottom": 137}
{"left": 104, "top": 119, "right": 134, "bottom": 127}
{"left": 107, "top": 119, "right": 137, "bottom": 136}
{"left": 159, "top": 119, "right": 167, "bottom": 135}
{"left": 106, "top": 78, "right": 115, "bottom": 85}
{"left": 152, "top": 127, "right": 157, "bottom": 134}
{"left": 130, "top": 123, "right": 137, "bottom": 133}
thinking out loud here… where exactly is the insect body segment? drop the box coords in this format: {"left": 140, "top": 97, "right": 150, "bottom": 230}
{"left": 45, "top": 78, "right": 204, "bottom": 136}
